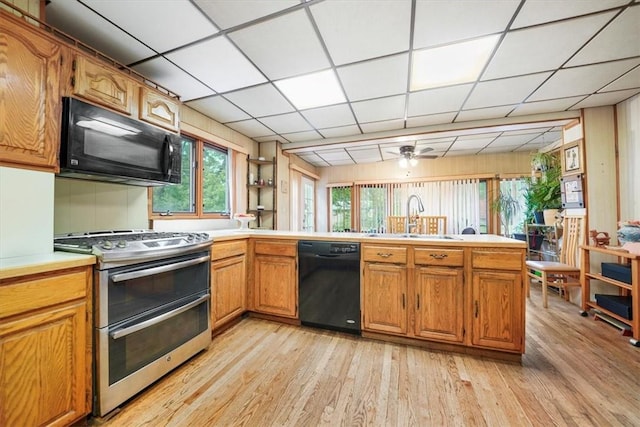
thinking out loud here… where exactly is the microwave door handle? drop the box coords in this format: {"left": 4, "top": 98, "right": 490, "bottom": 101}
{"left": 111, "top": 255, "right": 210, "bottom": 282}
{"left": 164, "top": 136, "right": 174, "bottom": 179}
{"left": 109, "top": 294, "right": 210, "bottom": 340}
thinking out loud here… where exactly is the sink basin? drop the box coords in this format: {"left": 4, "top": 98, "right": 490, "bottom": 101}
{"left": 364, "top": 233, "right": 461, "bottom": 240}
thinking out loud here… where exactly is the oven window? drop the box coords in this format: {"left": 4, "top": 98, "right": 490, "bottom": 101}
{"left": 107, "top": 252, "right": 209, "bottom": 325}
{"left": 108, "top": 296, "right": 208, "bottom": 385}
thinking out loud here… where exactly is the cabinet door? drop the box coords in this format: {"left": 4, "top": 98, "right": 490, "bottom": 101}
{"left": 0, "top": 16, "right": 62, "bottom": 172}
{"left": 254, "top": 254, "right": 297, "bottom": 317}
{"left": 471, "top": 270, "right": 524, "bottom": 352}
{"left": 139, "top": 87, "right": 180, "bottom": 132}
{"left": 211, "top": 254, "right": 246, "bottom": 329}
{"left": 0, "top": 302, "right": 87, "bottom": 427}
{"left": 362, "top": 262, "right": 407, "bottom": 334}
{"left": 73, "top": 55, "right": 134, "bottom": 114}
{"left": 415, "top": 266, "right": 464, "bottom": 343}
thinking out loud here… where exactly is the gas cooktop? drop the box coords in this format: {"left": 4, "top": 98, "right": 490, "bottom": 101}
{"left": 54, "top": 230, "right": 213, "bottom": 267}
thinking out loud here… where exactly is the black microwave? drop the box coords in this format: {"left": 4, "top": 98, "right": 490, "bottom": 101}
{"left": 59, "top": 97, "right": 181, "bottom": 186}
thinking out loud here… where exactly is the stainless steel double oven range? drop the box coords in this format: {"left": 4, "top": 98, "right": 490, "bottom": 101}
{"left": 54, "top": 230, "right": 213, "bottom": 417}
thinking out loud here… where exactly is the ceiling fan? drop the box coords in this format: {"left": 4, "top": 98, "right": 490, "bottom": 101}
{"left": 387, "top": 145, "right": 437, "bottom": 167}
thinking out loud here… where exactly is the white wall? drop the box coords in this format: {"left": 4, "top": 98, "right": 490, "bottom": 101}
{"left": 617, "top": 94, "right": 640, "bottom": 221}
{"left": 0, "top": 167, "right": 54, "bottom": 258}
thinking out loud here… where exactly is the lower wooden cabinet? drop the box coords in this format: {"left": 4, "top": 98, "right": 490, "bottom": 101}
{"left": 0, "top": 266, "right": 92, "bottom": 427}
{"left": 211, "top": 240, "right": 247, "bottom": 330}
{"left": 252, "top": 240, "right": 297, "bottom": 318}
{"left": 362, "top": 262, "right": 408, "bottom": 334}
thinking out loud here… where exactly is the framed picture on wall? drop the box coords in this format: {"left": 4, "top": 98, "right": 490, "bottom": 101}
{"left": 561, "top": 174, "right": 584, "bottom": 208}
{"left": 562, "top": 139, "right": 583, "bottom": 175}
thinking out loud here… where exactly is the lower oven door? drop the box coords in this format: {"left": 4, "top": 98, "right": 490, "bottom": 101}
{"left": 95, "top": 292, "right": 210, "bottom": 416}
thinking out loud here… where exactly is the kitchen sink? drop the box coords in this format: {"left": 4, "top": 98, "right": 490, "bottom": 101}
{"left": 364, "top": 233, "right": 462, "bottom": 240}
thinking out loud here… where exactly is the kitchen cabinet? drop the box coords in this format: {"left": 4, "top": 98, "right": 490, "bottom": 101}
{"left": 252, "top": 240, "right": 297, "bottom": 318}
{"left": 470, "top": 250, "right": 525, "bottom": 352}
{"left": 210, "top": 239, "right": 247, "bottom": 330}
{"left": 139, "top": 86, "right": 180, "bottom": 132}
{"left": 413, "top": 248, "right": 464, "bottom": 343}
{"left": 0, "top": 11, "right": 63, "bottom": 172}
{"left": 247, "top": 156, "right": 277, "bottom": 229}
{"left": 362, "top": 245, "right": 408, "bottom": 334}
{"left": 0, "top": 265, "right": 93, "bottom": 427}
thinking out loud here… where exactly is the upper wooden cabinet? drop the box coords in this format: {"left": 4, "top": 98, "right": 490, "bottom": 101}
{"left": 139, "top": 87, "right": 180, "bottom": 132}
{"left": 72, "top": 55, "right": 134, "bottom": 115}
{"left": 0, "top": 12, "right": 63, "bottom": 172}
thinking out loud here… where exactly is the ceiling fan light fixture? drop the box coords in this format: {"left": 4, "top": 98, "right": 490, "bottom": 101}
{"left": 410, "top": 158, "right": 418, "bottom": 167}
{"left": 399, "top": 157, "right": 409, "bottom": 168}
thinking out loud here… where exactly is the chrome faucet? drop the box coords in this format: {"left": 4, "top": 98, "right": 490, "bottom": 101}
{"left": 405, "top": 194, "right": 425, "bottom": 233}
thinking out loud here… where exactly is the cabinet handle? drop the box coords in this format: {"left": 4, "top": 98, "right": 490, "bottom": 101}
{"left": 429, "top": 253, "right": 448, "bottom": 260}
{"left": 416, "top": 294, "right": 420, "bottom": 309}
{"left": 377, "top": 252, "right": 392, "bottom": 258}
{"left": 402, "top": 293, "right": 405, "bottom": 309}
{"left": 474, "top": 300, "right": 479, "bottom": 318}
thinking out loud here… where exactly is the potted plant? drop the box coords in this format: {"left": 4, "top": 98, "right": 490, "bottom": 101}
{"left": 491, "top": 189, "right": 521, "bottom": 237}
{"left": 526, "top": 152, "right": 562, "bottom": 225}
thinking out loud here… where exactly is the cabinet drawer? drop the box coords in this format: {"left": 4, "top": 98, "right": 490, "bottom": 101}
{"left": 254, "top": 240, "right": 297, "bottom": 257}
{"left": 472, "top": 250, "right": 522, "bottom": 271}
{"left": 0, "top": 269, "right": 88, "bottom": 320}
{"left": 211, "top": 240, "right": 246, "bottom": 261}
{"left": 414, "top": 248, "right": 464, "bottom": 267}
{"left": 362, "top": 245, "right": 407, "bottom": 264}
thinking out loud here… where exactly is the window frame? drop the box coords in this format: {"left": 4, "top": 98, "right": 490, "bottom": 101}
{"left": 149, "top": 132, "right": 232, "bottom": 220}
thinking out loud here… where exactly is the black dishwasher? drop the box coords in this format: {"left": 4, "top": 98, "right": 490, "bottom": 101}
{"left": 298, "top": 241, "right": 361, "bottom": 334}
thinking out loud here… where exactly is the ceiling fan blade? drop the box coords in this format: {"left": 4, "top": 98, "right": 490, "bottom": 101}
{"left": 417, "top": 147, "right": 434, "bottom": 155}
{"left": 415, "top": 154, "right": 438, "bottom": 159}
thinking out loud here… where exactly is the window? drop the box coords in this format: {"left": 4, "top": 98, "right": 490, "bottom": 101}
{"left": 301, "top": 176, "right": 315, "bottom": 232}
{"left": 330, "top": 186, "right": 352, "bottom": 232}
{"left": 151, "top": 135, "right": 230, "bottom": 218}
{"left": 359, "top": 184, "right": 387, "bottom": 233}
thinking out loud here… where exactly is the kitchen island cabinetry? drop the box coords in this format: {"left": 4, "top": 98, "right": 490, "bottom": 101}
{"left": 0, "top": 262, "right": 93, "bottom": 427}
{"left": 0, "top": 11, "right": 64, "bottom": 172}
{"left": 471, "top": 250, "right": 525, "bottom": 352}
{"left": 362, "top": 245, "right": 408, "bottom": 334}
{"left": 414, "top": 248, "right": 464, "bottom": 343}
{"left": 210, "top": 239, "right": 247, "bottom": 331}
{"left": 251, "top": 240, "right": 297, "bottom": 318}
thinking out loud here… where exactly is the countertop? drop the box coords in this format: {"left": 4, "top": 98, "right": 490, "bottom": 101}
{"left": 0, "top": 252, "right": 96, "bottom": 281}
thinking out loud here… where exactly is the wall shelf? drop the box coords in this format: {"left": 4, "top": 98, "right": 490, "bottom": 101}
{"left": 247, "top": 156, "right": 277, "bottom": 230}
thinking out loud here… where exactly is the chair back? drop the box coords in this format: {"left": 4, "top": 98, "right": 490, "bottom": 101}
{"left": 559, "top": 215, "right": 586, "bottom": 266}
{"left": 461, "top": 227, "right": 476, "bottom": 234}
{"left": 387, "top": 216, "right": 406, "bottom": 233}
{"left": 416, "top": 216, "right": 447, "bottom": 234}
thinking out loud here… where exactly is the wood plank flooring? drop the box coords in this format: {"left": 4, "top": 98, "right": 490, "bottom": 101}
{"left": 95, "top": 286, "right": 640, "bottom": 427}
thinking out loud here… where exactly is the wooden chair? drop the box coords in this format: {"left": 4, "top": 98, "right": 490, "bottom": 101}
{"left": 416, "top": 216, "right": 447, "bottom": 234}
{"left": 386, "top": 216, "right": 406, "bottom": 233}
{"left": 526, "top": 215, "right": 586, "bottom": 308}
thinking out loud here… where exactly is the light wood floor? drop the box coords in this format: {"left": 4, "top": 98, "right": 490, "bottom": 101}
{"left": 97, "top": 286, "right": 640, "bottom": 427}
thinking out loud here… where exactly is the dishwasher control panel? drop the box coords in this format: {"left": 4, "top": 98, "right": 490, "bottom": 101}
{"left": 329, "top": 243, "right": 359, "bottom": 254}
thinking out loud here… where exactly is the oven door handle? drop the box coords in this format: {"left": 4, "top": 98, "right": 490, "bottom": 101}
{"left": 111, "top": 255, "right": 211, "bottom": 283}
{"left": 110, "top": 294, "right": 210, "bottom": 340}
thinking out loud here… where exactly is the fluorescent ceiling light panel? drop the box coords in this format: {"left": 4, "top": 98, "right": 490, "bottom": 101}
{"left": 411, "top": 35, "right": 499, "bottom": 91}
{"left": 275, "top": 70, "right": 346, "bottom": 110}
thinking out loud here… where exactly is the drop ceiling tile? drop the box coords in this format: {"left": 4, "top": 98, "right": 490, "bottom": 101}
{"left": 360, "top": 119, "right": 406, "bottom": 134}
{"left": 318, "top": 125, "right": 362, "bottom": 138}
{"left": 279, "top": 130, "right": 323, "bottom": 143}
{"left": 483, "top": 12, "right": 615, "bottom": 80}
{"left": 408, "top": 84, "right": 473, "bottom": 117}
{"left": 87, "top": 1, "right": 219, "bottom": 52}
{"left": 347, "top": 148, "right": 383, "bottom": 163}
{"left": 229, "top": 10, "right": 330, "bottom": 80}
{"left": 325, "top": 159, "right": 357, "bottom": 166}
{"left": 527, "top": 58, "right": 640, "bottom": 101}
{"left": 195, "top": 0, "right": 298, "bottom": 30}
{"left": 452, "top": 137, "right": 497, "bottom": 150}
{"left": 337, "top": 54, "right": 409, "bottom": 101}
{"left": 132, "top": 57, "right": 215, "bottom": 101}
{"left": 185, "top": 96, "right": 250, "bottom": 123}
{"left": 509, "top": 97, "right": 586, "bottom": 116}
{"left": 512, "top": 0, "right": 629, "bottom": 29}
{"left": 445, "top": 149, "right": 483, "bottom": 157}
{"left": 166, "top": 37, "right": 266, "bottom": 93}
{"left": 567, "top": 6, "right": 640, "bottom": 66}
{"left": 224, "top": 84, "right": 294, "bottom": 117}
{"left": 225, "top": 119, "right": 274, "bottom": 138}
{"left": 456, "top": 105, "right": 516, "bottom": 122}
{"left": 260, "top": 113, "right": 313, "bottom": 134}
{"left": 406, "top": 112, "right": 457, "bottom": 128}
{"left": 572, "top": 89, "right": 640, "bottom": 109}
{"left": 413, "top": 1, "right": 519, "bottom": 49}
{"left": 599, "top": 66, "right": 640, "bottom": 92}
{"left": 481, "top": 144, "right": 522, "bottom": 154}
{"left": 45, "top": 0, "right": 155, "bottom": 64}
{"left": 301, "top": 104, "right": 356, "bottom": 129}
{"left": 310, "top": 0, "right": 411, "bottom": 65}
{"left": 351, "top": 95, "right": 406, "bottom": 123}
{"left": 490, "top": 133, "right": 540, "bottom": 146}
{"left": 298, "top": 153, "right": 329, "bottom": 167}
{"left": 465, "top": 73, "right": 552, "bottom": 109}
